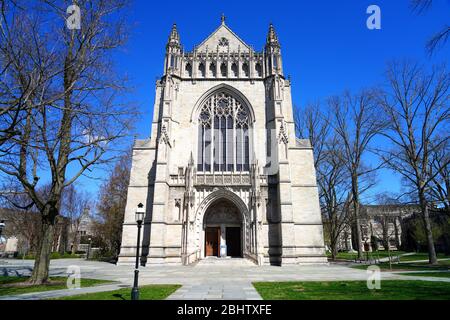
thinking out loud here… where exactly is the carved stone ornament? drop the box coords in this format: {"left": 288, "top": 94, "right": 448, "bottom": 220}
{"left": 278, "top": 120, "right": 289, "bottom": 144}
{"left": 218, "top": 37, "right": 229, "bottom": 47}
{"left": 205, "top": 205, "right": 241, "bottom": 224}
{"left": 159, "top": 124, "right": 172, "bottom": 147}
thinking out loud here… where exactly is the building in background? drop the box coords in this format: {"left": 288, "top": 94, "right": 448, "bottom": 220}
{"left": 334, "top": 204, "right": 450, "bottom": 254}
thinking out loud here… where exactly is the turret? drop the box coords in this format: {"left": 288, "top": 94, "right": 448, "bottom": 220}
{"left": 264, "top": 23, "right": 283, "bottom": 77}
{"left": 165, "top": 23, "right": 182, "bottom": 75}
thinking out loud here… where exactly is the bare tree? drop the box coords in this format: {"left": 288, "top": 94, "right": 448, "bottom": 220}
{"left": 427, "top": 138, "right": 450, "bottom": 210}
{"left": 370, "top": 214, "right": 398, "bottom": 268}
{"left": 319, "top": 138, "right": 353, "bottom": 260}
{"left": 410, "top": 0, "right": 450, "bottom": 55}
{"left": 329, "top": 90, "right": 387, "bottom": 259}
{"left": 378, "top": 60, "right": 449, "bottom": 264}
{"left": 0, "top": 0, "right": 56, "bottom": 158}
{"left": 295, "top": 103, "right": 330, "bottom": 169}
{"left": 0, "top": 197, "right": 42, "bottom": 255}
{"left": 411, "top": 0, "right": 433, "bottom": 13}
{"left": 93, "top": 152, "right": 130, "bottom": 260}
{"left": 60, "top": 184, "right": 91, "bottom": 254}
{"left": 0, "top": 0, "right": 133, "bottom": 284}
{"left": 296, "top": 104, "right": 353, "bottom": 260}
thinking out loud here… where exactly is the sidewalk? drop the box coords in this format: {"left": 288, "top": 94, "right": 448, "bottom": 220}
{"left": 1, "top": 258, "right": 449, "bottom": 300}
{"left": 167, "top": 282, "right": 262, "bottom": 300}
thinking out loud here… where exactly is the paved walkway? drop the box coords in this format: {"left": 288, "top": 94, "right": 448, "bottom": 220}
{"left": 167, "top": 258, "right": 262, "bottom": 300}
{"left": 1, "top": 258, "right": 449, "bottom": 300}
{"left": 378, "top": 252, "right": 416, "bottom": 262}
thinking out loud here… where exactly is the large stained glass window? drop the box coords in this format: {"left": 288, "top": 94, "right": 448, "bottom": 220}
{"left": 197, "top": 92, "right": 250, "bottom": 172}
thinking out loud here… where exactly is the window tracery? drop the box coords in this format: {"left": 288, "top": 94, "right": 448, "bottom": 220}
{"left": 197, "top": 92, "right": 250, "bottom": 172}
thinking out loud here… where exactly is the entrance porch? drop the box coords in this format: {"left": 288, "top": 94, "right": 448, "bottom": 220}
{"left": 203, "top": 199, "right": 243, "bottom": 259}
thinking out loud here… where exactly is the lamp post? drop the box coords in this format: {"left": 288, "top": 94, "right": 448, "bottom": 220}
{"left": 0, "top": 220, "right": 5, "bottom": 239}
{"left": 0, "top": 220, "right": 5, "bottom": 245}
{"left": 87, "top": 237, "right": 92, "bottom": 260}
{"left": 0, "top": 220, "right": 5, "bottom": 257}
{"left": 131, "top": 203, "right": 145, "bottom": 300}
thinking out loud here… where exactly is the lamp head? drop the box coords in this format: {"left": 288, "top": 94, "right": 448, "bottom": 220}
{"left": 135, "top": 203, "right": 145, "bottom": 224}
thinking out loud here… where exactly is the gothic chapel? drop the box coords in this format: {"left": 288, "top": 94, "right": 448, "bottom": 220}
{"left": 118, "top": 16, "right": 327, "bottom": 265}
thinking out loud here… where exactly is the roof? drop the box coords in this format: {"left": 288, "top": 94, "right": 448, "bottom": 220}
{"left": 195, "top": 20, "right": 251, "bottom": 53}
{"left": 361, "top": 204, "right": 422, "bottom": 217}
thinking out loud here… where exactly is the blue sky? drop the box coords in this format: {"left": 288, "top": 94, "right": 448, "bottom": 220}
{"left": 77, "top": 0, "right": 450, "bottom": 202}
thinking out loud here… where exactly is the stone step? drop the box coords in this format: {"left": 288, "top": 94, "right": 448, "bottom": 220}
{"left": 196, "top": 257, "right": 256, "bottom": 266}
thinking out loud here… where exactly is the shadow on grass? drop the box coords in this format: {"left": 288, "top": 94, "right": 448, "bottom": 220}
{"left": 112, "top": 293, "right": 126, "bottom": 300}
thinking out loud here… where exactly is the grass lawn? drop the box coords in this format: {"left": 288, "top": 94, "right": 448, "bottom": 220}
{"left": 0, "top": 276, "right": 113, "bottom": 297}
{"left": 400, "top": 272, "right": 450, "bottom": 278}
{"left": 352, "top": 260, "right": 450, "bottom": 271}
{"left": 253, "top": 280, "right": 450, "bottom": 300}
{"left": 398, "top": 253, "right": 450, "bottom": 262}
{"left": 56, "top": 284, "right": 181, "bottom": 300}
{"left": 327, "top": 251, "right": 406, "bottom": 261}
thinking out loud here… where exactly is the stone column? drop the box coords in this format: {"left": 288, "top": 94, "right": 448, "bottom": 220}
{"left": 220, "top": 224, "right": 226, "bottom": 257}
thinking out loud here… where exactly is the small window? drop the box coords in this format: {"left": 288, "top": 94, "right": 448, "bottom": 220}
{"left": 209, "top": 63, "right": 216, "bottom": 77}
{"left": 242, "top": 63, "right": 249, "bottom": 77}
{"left": 170, "top": 55, "right": 177, "bottom": 69}
{"left": 255, "top": 63, "right": 262, "bottom": 77}
{"left": 220, "top": 63, "right": 227, "bottom": 77}
{"left": 273, "top": 56, "right": 278, "bottom": 70}
{"left": 199, "top": 63, "right": 205, "bottom": 77}
{"left": 231, "top": 63, "right": 238, "bottom": 77}
{"left": 185, "top": 63, "right": 192, "bottom": 77}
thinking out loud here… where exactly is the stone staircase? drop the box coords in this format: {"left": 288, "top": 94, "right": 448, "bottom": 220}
{"left": 196, "top": 257, "right": 256, "bottom": 266}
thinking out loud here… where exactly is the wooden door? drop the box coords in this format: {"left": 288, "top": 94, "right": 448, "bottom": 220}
{"left": 205, "top": 227, "right": 220, "bottom": 257}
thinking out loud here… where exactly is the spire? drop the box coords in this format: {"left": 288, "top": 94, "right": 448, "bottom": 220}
{"left": 266, "top": 23, "right": 280, "bottom": 48}
{"left": 221, "top": 13, "right": 226, "bottom": 25}
{"left": 168, "top": 23, "right": 180, "bottom": 47}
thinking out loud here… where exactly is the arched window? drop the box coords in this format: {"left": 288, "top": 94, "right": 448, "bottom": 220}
{"left": 185, "top": 63, "right": 192, "bottom": 77}
{"left": 242, "top": 63, "right": 249, "bottom": 77}
{"left": 231, "top": 63, "right": 238, "bottom": 77}
{"left": 255, "top": 63, "right": 262, "bottom": 77}
{"left": 209, "top": 63, "right": 216, "bottom": 77}
{"left": 197, "top": 92, "right": 250, "bottom": 172}
{"left": 198, "top": 63, "right": 206, "bottom": 77}
{"left": 220, "top": 63, "right": 227, "bottom": 77}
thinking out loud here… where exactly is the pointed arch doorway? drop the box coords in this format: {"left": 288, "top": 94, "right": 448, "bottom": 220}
{"left": 203, "top": 199, "right": 243, "bottom": 258}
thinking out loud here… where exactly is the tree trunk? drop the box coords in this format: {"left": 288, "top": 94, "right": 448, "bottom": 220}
{"left": 29, "top": 209, "right": 56, "bottom": 285}
{"left": 419, "top": 194, "right": 438, "bottom": 265}
{"left": 71, "top": 232, "right": 79, "bottom": 255}
{"left": 383, "top": 219, "right": 389, "bottom": 251}
{"left": 330, "top": 241, "right": 338, "bottom": 260}
{"left": 388, "top": 245, "right": 392, "bottom": 270}
{"left": 28, "top": 41, "right": 74, "bottom": 284}
{"left": 352, "top": 174, "right": 363, "bottom": 259}
{"left": 394, "top": 217, "right": 401, "bottom": 249}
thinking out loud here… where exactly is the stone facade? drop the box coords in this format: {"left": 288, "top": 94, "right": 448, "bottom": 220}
{"left": 118, "top": 17, "right": 327, "bottom": 265}
{"left": 336, "top": 205, "right": 421, "bottom": 252}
